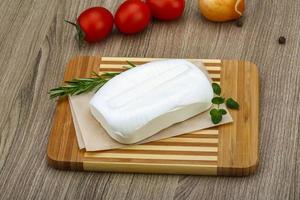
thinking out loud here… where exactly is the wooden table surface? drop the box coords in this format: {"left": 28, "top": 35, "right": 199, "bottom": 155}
{"left": 0, "top": 0, "right": 299, "bottom": 199}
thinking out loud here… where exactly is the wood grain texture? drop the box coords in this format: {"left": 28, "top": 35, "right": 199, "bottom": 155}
{"left": 0, "top": 0, "right": 299, "bottom": 199}
{"left": 47, "top": 56, "right": 102, "bottom": 170}
{"left": 218, "top": 60, "right": 259, "bottom": 176}
{"left": 47, "top": 56, "right": 258, "bottom": 176}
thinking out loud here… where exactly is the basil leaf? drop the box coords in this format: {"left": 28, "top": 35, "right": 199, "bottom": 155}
{"left": 219, "top": 109, "right": 227, "bottom": 115}
{"left": 210, "top": 108, "right": 219, "bottom": 116}
{"left": 211, "top": 97, "right": 225, "bottom": 105}
{"left": 226, "top": 98, "right": 240, "bottom": 110}
{"left": 212, "top": 83, "right": 221, "bottom": 95}
{"left": 210, "top": 108, "right": 223, "bottom": 124}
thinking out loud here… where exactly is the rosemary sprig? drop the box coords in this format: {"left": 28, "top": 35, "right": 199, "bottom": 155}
{"left": 49, "top": 61, "right": 136, "bottom": 99}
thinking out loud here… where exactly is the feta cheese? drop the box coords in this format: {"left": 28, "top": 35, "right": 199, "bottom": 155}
{"left": 89, "top": 59, "right": 213, "bottom": 144}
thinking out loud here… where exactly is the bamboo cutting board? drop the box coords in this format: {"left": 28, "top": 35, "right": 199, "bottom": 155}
{"left": 47, "top": 56, "right": 259, "bottom": 176}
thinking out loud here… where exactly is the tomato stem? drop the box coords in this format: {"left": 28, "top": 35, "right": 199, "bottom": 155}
{"left": 65, "top": 20, "right": 85, "bottom": 49}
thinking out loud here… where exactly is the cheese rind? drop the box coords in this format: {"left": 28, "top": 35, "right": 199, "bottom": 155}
{"left": 89, "top": 59, "right": 213, "bottom": 144}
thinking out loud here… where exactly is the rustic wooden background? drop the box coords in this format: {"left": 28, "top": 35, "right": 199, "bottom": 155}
{"left": 0, "top": 0, "right": 299, "bottom": 199}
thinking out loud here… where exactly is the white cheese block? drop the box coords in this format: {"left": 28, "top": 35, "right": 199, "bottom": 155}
{"left": 89, "top": 59, "right": 213, "bottom": 144}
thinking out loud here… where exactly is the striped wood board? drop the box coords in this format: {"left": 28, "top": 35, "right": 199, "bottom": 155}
{"left": 47, "top": 56, "right": 259, "bottom": 176}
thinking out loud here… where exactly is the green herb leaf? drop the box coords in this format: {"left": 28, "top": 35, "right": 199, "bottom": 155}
{"left": 211, "top": 97, "right": 225, "bottom": 105}
{"left": 212, "top": 83, "right": 221, "bottom": 95}
{"left": 226, "top": 98, "right": 240, "bottom": 110}
{"left": 209, "top": 108, "right": 218, "bottom": 116}
{"left": 219, "top": 109, "right": 227, "bottom": 115}
{"left": 210, "top": 108, "right": 223, "bottom": 124}
{"left": 126, "top": 61, "right": 137, "bottom": 68}
{"left": 91, "top": 71, "right": 101, "bottom": 78}
{"left": 209, "top": 83, "right": 240, "bottom": 124}
{"left": 123, "top": 61, "right": 137, "bottom": 69}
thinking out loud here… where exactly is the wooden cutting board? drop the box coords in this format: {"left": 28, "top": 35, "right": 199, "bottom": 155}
{"left": 47, "top": 56, "right": 259, "bottom": 176}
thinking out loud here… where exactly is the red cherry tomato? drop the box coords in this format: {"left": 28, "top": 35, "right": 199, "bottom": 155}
{"left": 146, "top": 0, "right": 185, "bottom": 21}
{"left": 66, "top": 7, "right": 114, "bottom": 45}
{"left": 115, "top": 0, "right": 152, "bottom": 34}
{"left": 78, "top": 7, "right": 114, "bottom": 42}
